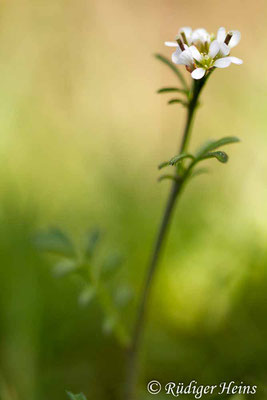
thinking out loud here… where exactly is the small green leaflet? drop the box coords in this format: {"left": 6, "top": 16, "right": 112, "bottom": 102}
{"left": 84, "top": 229, "right": 100, "bottom": 260}
{"left": 159, "top": 153, "right": 195, "bottom": 170}
{"left": 157, "top": 87, "right": 188, "bottom": 95}
{"left": 158, "top": 174, "right": 178, "bottom": 182}
{"left": 196, "top": 136, "right": 240, "bottom": 158}
{"left": 154, "top": 54, "right": 188, "bottom": 90}
{"left": 78, "top": 285, "right": 96, "bottom": 306}
{"left": 53, "top": 259, "right": 77, "bottom": 277}
{"left": 66, "top": 391, "right": 87, "bottom": 400}
{"left": 168, "top": 98, "right": 188, "bottom": 106}
{"left": 189, "top": 168, "right": 209, "bottom": 180}
{"left": 103, "top": 316, "right": 117, "bottom": 335}
{"left": 101, "top": 252, "right": 123, "bottom": 278}
{"left": 198, "top": 151, "right": 229, "bottom": 163}
{"left": 114, "top": 286, "right": 133, "bottom": 307}
{"left": 34, "top": 228, "right": 75, "bottom": 257}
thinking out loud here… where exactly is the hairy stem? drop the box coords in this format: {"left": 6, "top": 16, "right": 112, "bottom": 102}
{"left": 124, "top": 77, "right": 207, "bottom": 400}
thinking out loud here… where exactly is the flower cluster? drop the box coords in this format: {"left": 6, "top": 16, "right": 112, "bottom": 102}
{"left": 165, "top": 27, "right": 243, "bottom": 80}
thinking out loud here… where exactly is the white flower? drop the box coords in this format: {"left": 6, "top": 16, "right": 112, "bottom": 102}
{"left": 191, "top": 28, "right": 211, "bottom": 44}
{"left": 165, "top": 27, "right": 210, "bottom": 48}
{"left": 165, "top": 27, "right": 243, "bottom": 80}
{"left": 172, "top": 45, "right": 195, "bottom": 70}
{"left": 217, "top": 27, "right": 241, "bottom": 48}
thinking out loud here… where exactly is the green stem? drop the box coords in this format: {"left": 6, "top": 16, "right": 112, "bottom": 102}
{"left": 124, "top": 77, "right": 207, "bottom": 400}
{"left": 180, "top": 78, "right": 207, "bottom": 153}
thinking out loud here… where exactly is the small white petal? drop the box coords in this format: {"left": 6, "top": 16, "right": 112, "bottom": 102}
{"left": 165, "top": 41, "right": 178, "bottom": 47}
{"left": 228, "top": 56, "right": 243, "bottom": 64}
{"left": 228, "top": 30, "right": 241, "bottom": 48}
{"left": 191, "top": 68, "right": 206, "bottom": 80}
{"left": 179, "top": 50, "right": 194, "bottom": 67}
{"left": 189, "top": 45, "right": 202, "bottom": 61}
{"left": 214, "top": 57, "right": 232, "bottom": 68}
{"left": 219, "top": 43, "right": 230, "bottom": 56}
{"left": 180, "top": 27, "right": 192, "bottom": 38}
{"left": 178, "top": 49, "right": 194, "bottom": 67}
{"left": 209, "top": 40, "right": 220, "bottom": 58}
{"left": 192, "top": 28, "right": 210, "bottom": 43}
{"left": 217, "top": 27, "right": 226, "bottom": 43}
{"left": 172, "top": 49, "right": 182, "bottom": 64}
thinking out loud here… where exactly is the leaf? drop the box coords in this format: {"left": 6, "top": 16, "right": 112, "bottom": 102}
{"left": 102, "top": 316, "right": 116, "bottom": 335}
{"left": 199, "top": 151, "right": 229, "bottom": 164}
{"left": 158, "top": 153, "right": 194, "bottom": 170}
{"left": 53, "top": 259, "right": 77, "bottom": 277}
{"left": 154, "top": 53, "right": 188, "bottom": 90}
{"left": 78, "top": 286, "right": 96, "bottom": 306}
{"left": 169, "top": 153, "right": 193, "bottom": 166}
{"left": 196, "top": 136, "right": 240, "bottom": 158}
{"left": 66, "top": 391, "right": 87, "bottom": 400}
{"left": 190, "top": 168, "right": 210, "bottom": 179}
{"left": 114, "top": 286, "right": 133, "bottom": 307}
{"left": 101, "top": 252, "right": 123, "bottom": 278}
{"left": 84, "top": 229, "right": 100, "bottom": 260}
{"left": 168, "top": 98, "right": 188, "bottom": 106}
{"left": 157, "top": 87, "right": 188, "bottom": 95}
{"left": 158, "top": 174, "right": 178, "bottom": 182}
{"left": 34, "top": 228, "right": 75, "bottom": 257}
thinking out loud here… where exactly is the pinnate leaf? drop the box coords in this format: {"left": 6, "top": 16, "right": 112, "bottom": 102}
{"left": 103, "top": 316, "right": 116, "bottom": 335}
{"left": 53, "top": 259, "right": 77, "bottom": 277}
{"left": 35, "top": 228, "right": 75, "bottom": 257}
{"left": 159, "top": 153, "right": 194, "bottom": 170}
{"left": 157, "top": 87, "right": 188, "bottom": 95}
{"left": 78, "top": 286, "right": 96, "bottom": 306}
{"left": 196, "top": 136, "right": 240, "bottom": 158}
{"left": 189, "top": 168, "right": 209, "bottom": 179}
{"left": 115, "top": 286, "right": 133, "bottom": 307}
{"left": 158, "top": 174, "right": 177, "bottom": 182}
{"left": 154, "top": 54, "right": 188, "bottom": 90}
{"left": 168, "top": 98, "right": 188, "bottom": 106}
{"left": 66, "top": 392, "right": 87, "bottom": 400}
{"left": 199, "top": 151, "right": 229, "bottom": 163}
{"left": 84, "top": 229, "right": 100, "bottom": 260}
{"left": 101, "top": 252, "right": 123, "bottom": 278}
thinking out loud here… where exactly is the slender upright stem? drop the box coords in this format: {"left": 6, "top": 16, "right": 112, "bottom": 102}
{"left": 124, "top": 78, "right": 207, "bottom": 400}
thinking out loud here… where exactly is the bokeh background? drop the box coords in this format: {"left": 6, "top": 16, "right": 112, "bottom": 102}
{"left": 0, "top": 0, "right": 267, "bottom": 399}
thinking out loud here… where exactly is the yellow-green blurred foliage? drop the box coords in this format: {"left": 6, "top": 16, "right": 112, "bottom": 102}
{"left": 0, "top": 0, "right": 267, "bottom": 399}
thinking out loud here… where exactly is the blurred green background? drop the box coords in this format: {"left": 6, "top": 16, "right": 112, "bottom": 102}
{"left": 0, "top": 0, "right": 267, "bottom": 399}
